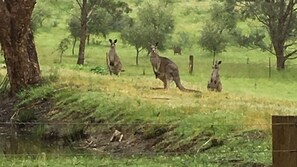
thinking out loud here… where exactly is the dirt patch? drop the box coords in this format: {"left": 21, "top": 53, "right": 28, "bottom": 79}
{"left": 0, "top": 94, "right": 18, "bottom": 123}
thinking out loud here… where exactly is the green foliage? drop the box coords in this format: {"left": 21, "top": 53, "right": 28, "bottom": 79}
{"left": 56, "top": 37, "right": 71, "bottom": 63}
{"left": 43, "top": 67, "right": 60, "bottom": 83}
{"left": 210, "top": 2, "right": 237, "bottom": 31}
{"left": 198, "top": 2, "right": 237, "bottom": 60}
{"left": 0, "top": 74, "right": 9, "bottom": 94}
{"left": 5, "top": 1, "right": 297, "bottom": 166}
{"left": 17, "top": 84, "right": 55, "bottom": 107}
{"left": 217, "top": 0, "right": 297, "bottom": 69}
{"left": 88, "top": 8, "right": 113, "bottom": 38}
{"left": 137, "top": 1, "right": 174, "bottom": 49}
{"left": 121, "top": 22, "right": 146, "bottom": 60}
{"left": 233, "top": 28, "right": 268, "bottom": 51}
{"left": 0, "top": 155, "right": 237, "bottom": 167}
{"left": 70, "top": 0, "right": 132, "bottom": 39}
{"left": 198, "top": 22, "right": 227, "bottom": 58}
{"left": 18, "top": 110, "right": 36, "bottom": 122}
{"left": 121, "top": 1, "right": 175, "bottom": 62}
{"left": 90, "top": 66, "right": 108, "bottom": 75}
{"left": 32, "top": 1, "right": 52, "bottom": 32}
{"left": 68, "top": 17, "right": 80, "bottom": 39}
{"left": 170, "top": 31, "right": 196, "bottom": 49}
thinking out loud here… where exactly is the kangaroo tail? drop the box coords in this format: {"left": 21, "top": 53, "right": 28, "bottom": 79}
{"left": 173, "top": 74, "right": 201, "bottom": 93}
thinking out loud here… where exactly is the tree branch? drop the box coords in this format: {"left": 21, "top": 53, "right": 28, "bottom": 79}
{"left": 87, "top": 0, "right": 104, "bottom": 23}
{"left": 284, "top": 40, "right": 297, "bottom": 49}
{"left": 286, "top": 55, "right": 297, "bottom": 60}
{"left": 285, "top": 49, "right": 297, "bottom": 59}
{"left": 76, "top": 0, "right": 82, "bottom": 9}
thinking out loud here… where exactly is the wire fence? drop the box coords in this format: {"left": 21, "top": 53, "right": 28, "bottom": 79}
{"left": 1, "top": 115, "right": 296, "bottom": 165}
{"left": 0, "top": 121, "right": 290, "bottom": 166}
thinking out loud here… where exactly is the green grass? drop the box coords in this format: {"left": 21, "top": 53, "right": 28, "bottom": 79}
{"left": 0, "top": 154, "right": 239, "bottom": 167}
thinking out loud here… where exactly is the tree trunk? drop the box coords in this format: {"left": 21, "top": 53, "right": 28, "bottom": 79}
{"left": 77, "top": 0, "right": 88, "bottom": 65}
{"left": 273, "top": 42, "right": 286, "bottom": 70}
{"left": 72, "top": 37, "right": 77, "bottom": 56}
{"left": 0, "top": 0, "right": 41, "bottom": 96}
{"left": 136, "top": 48, "right": 140, "bottom": 66}
{"left": 276, "top": 55, "right": 285, "bottom": 70}
{"left": 212, "top": 51, "right": 216, "bottom": 65}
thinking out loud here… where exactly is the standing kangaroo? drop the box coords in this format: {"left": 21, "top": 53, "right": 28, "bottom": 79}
{"left": 150, "top": 42, "right": 199, "bottom": 93}
{"left": 106, "top": 39, "right": 123, "bottom": 75}
{"left": 207, "top": 60, "right": 222, "bottom": 92}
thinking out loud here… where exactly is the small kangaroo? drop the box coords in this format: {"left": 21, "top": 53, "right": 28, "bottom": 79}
{"left": 106, "top": 39, "right": 123, "bottom": 75}
{"left": 150, "top": 42, "right": 199, "bottom": 93}
{"left": 207, "top": 60, "right": 222, "bottom": 92}
{"left": 173, "top": 46, "right": 182, "bottom": 55}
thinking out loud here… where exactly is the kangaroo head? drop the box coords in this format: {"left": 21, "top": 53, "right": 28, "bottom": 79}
{"left": 213, "top": 60, "right": 222, "bottom": 69}
{"left": 108, "top": 39, "right": 118, "bottom": 66}
{"left": 109, "top": 39, "right": 117, "bottom": 48}
{"left": 150, "top": 42, "right": 159, "bottom": 54}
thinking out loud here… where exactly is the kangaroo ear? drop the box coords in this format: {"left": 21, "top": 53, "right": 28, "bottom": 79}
{"left": 114, "top": 39, "right": 117, "bottom": 43}
{"left": 155, "top": 42, "right": 159, "bottom": 46}
{"left": 109, "top": 39, "right": 112, "bottom": 43}
{"left": 218, "top": 60, "right": 222, "bottom": 64}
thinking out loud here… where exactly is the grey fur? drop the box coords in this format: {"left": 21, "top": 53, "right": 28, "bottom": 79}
{"left": 106, "top": 39, "right": 123, "bottom": 75}
{"left": 173, "top": 46, "right": 182, "bottom": 55}
{"left": 207, "top": 60, "right": 222, "bottom": 92}
{"left": 149, "top": 43, "right": 199, "bottom": 93}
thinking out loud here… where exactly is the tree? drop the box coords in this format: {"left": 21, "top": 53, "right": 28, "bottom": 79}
{"left": 76, "top": 0, "right": 88, "bottom": 65}
{"left": 121, "top": 23, "right": 148, "bottom": 65}
{"left": 0, "top": 0, "right": 41, "bottom": 95}
{"left": 68, "top": 17, "right": 81, "bottom": 55}
{"left": 199, "top": 3, "right": 237, "bottom": 64}
{"left": 56, "top": 38, "right": 71, "bottom": 63}
{"left": 75, "top": 0, "right": 131, "bottom": 65}
{"left": 218, "top": 0, "right": 297, "bottom": 70}
{"left": 121, "top": 1, "right": 175, "bottom": 65}
{"left": 199, "top": 23, "right": 227, "bottom": 65}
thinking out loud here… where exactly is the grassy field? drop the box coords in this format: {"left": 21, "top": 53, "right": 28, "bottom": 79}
{"left": 1, "top": 0, "right": 297, "bottom": 166}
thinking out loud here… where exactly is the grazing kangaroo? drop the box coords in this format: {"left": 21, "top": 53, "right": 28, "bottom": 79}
{"left": 173, "top": 46, "right": 182, "bottom": 55}
{"left": 106, "top": 39, "right": 123, "bottom": 75}
{"left": 207, "top": 60, "right": 222, "bottom": 92}
{"left": 150, "top": 42, "right": 199, "bottom": 93}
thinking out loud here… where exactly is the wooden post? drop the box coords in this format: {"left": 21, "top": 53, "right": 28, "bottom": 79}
{"left": 189, "top": 55, "right": 194, "bottom": 75}
{"left": 272, "top": 116, "right": 297, "bottom": 167}
{"left": 269, "top": 57, "right": 271, "bottom": 78}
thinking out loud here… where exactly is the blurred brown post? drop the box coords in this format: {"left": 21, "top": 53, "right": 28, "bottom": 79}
{"left": 272, "top": 116, "right": 297, "bottom": 167}
{"left": 189, "top": 55, "right": 194, "bottom": 75}
{"left": 269, "top": 57, "right": 271, "bottom": 78}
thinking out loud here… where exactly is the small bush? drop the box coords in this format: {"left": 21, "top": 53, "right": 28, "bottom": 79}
{"left": 18, "top": 110, "right": 36, "bottom": 122}
{"left": 90, "top": 66, "right": 108, "bottom": 75}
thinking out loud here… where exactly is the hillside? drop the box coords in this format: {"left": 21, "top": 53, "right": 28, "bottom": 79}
{"left": 0, "top": 0, "right": 297, "bottom": 166}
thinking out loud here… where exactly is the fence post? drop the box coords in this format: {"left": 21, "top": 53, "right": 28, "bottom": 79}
{"left": 272, "top": 115, "right": 297, "bottom": 167}
{"left": 269, "top": 57, "right": 271, "bottom": 78}
{"left": 189, "top": 55, "right": 194, "bottom": 75}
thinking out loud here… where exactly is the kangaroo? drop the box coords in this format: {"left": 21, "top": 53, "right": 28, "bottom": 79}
{"left": 106, "top": 39, "right": 123, "bottom": 75}
{"left": 173, "top": 46, "right": 182, "bottom": 55}
{"left": 207, "top": 60, "right": 222, "bottom": 92}
{"left": 150, "top": 42, "right": 199, "bottom": 93}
